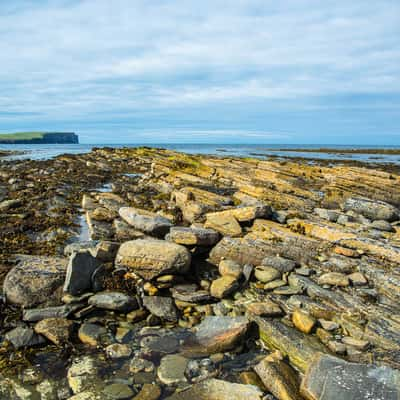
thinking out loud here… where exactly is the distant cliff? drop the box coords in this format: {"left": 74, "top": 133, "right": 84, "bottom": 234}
{"left": 0, "top": 132, "right": 79, "bottom": 144}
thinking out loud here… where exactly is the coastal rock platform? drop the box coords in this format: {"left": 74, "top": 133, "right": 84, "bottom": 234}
{"left": 1, "top": 147, "right": 400, "bottom": 399}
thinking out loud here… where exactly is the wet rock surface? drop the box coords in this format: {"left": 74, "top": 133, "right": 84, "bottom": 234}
{"left": 2, "top": 147, "right": 400, "bottom": 398}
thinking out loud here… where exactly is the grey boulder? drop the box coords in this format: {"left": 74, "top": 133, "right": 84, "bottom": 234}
{"left": 3, "top": 256, "right": 67, "bottom": 307}
{"left": 119, "top": 207, "right": 172, "bottom": 237}
{"left": 301, "top": 354, "right": 400, "bottom": 400}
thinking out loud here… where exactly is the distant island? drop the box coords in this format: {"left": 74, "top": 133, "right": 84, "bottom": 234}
{"left": 0, "top": 132, "right": 79, "bottom": 144}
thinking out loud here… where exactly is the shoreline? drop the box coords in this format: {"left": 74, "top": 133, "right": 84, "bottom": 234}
{"left": 264, "top": 147, "right": 400, "bottom": 155}
{"left": 1, "top": 147, "right": 400, "bottom": 398}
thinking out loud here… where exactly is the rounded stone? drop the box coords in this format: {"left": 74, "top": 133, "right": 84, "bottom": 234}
{"left": 105, "top": 344, "right": 132, "bottom": 359}
{"left": 3, "top": 256, "right": 67, "bottom": 307}
{"left": 115, "top": 239, "right": 191, "bottom": 280}
{"left": 254, "top": 266, "right": 281, "bottom": 283}
{"left": 219, "top": 259, "right": 243, "bottom": 278}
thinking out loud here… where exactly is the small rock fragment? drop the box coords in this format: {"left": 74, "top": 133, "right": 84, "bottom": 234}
{"left": 210, "top": 275, "right": 239, "bottom": 299}
{"left": 34, "top": 318, "right": 74, "bottom": 346}
{"left": 292, "top": 309, "right": 316, "bottom": 334}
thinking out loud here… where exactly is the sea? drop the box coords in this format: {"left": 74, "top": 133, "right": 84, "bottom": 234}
{"left": 1, "top": 143, "right": 400, "bottom": 164}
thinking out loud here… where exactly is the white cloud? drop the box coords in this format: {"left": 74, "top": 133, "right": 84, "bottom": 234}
{"left": 0, "top": 0, "right": 399, "bottom": 138}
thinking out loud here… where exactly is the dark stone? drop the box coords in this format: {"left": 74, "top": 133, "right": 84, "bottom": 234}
{"left": 5, "top": 326, "right": 46, "bottom": 349}
{"left": 63, "top": 251, "right": 101, "bottom": 296}
{"left": 142, "top": 296, "right": 178, "bottom": 322}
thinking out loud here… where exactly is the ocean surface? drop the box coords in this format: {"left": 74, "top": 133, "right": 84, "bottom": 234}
{"left": 1, "top": 143, "right": 400, "bottom": 164}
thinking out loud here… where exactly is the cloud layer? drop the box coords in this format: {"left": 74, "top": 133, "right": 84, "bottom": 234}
{"left": 0, "top": 0, "right": 399, "bottom": 143}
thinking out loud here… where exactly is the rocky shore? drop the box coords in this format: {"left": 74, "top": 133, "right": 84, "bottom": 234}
{"left": 1, "top": 147, "right": 400, "bottom": 399}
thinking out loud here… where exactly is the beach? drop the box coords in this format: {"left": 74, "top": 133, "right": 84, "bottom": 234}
{"left": 1, "top": 147, "right": 400, "bottom": 398}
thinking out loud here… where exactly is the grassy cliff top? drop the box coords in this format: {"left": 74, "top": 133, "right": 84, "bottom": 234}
{"left": 0, "top": 132, "right": 46, "bottom": 140}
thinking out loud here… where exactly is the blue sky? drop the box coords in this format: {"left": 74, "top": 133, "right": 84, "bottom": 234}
{"left": 0, "top": 0, "right": 399, "bottom": 144}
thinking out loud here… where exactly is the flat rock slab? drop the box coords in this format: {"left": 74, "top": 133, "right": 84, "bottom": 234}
{"left": 171, "top": 287, "right": 213, "bottom": 303}
{"left": 88, "top": 291, "right": 137, "bottom": 312}
{"left": 169, "top": 226, "right": 220, "bottom": 246}
{"left": 3, "top": 256, "right": 67, "bottom": 307}
{"left": 23, "top": 304, "right": 80, "bottom": 322}
{"left": 166, "top": 378, "right": 263, "bottom": 399}
{"left": 253, "top": 317, "right": 326, "bottom": 373}
{"left": 182, "top": 316, "right": 249, "bottom": 357}
{"left": 119, "top": 207, "right": 172, "bottom": 237}
{"left": 301, "top": 354, "right": 400, "bottom": 400}
{"left": 204, "top": 212, "right": 242, "bottom": 237}
{"left": 157, "top": 354, "right": 189, "bottom": 385}
{"left": 115, "top": 239, "right": 191, "bottom": 280}
{"left": 261, "top": 255, "right": 297, "bottom": 273}
{"left": 209, "top": 237, "right": 276, "bottom": 267}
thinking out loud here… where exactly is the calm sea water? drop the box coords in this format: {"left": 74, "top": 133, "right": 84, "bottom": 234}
{"left": 1, "top": 143, "right": 400, "bottom": 164}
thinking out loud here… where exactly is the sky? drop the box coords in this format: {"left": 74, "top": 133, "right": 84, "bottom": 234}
{"left": 0, "top": 0, "right": 399, "bottom": 144}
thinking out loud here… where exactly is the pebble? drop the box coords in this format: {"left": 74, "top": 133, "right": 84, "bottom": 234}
{"left": 130, "top": 357, "right": 155, "bottom": 374}
{"left": 254, "top": 266, "right": 281, "bottom": 283}
{"left": 157, "top": 354, "right": 189, "bottom": 385}
{"left": 103, "top": 383, "right": 135, "bottom": 399}
{"left": 219, "top": 259, "right": 243, "bottom": 278}
{"left": 105, "top": 344, "right": 132, "bottom": 359}
{"left": 210, "top": 275, "right": 239, "bottom": 298}
{"left": 78, "top": 323, "right": 109, "bottom": 347}
{"left": 246, "top": 301, "right": 283, "bottom": 317}
{"left": 292, "top": 309, "right": 316, "bottom": 334}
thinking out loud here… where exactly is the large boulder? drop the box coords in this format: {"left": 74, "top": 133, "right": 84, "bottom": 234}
{"left": 343, "top": 197, "right": 399, "bottom": 222}
{"left": 119, "top": 207, "right": 172, "bottom": 237}
{"left": 301, "top": 354, "right": 400, "bottom": 400}
{"left": 115, "top": 239, "right": 191, "bottom": 280}
{"left": 3, "top": 256, "right": 67, "bottom": 307}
